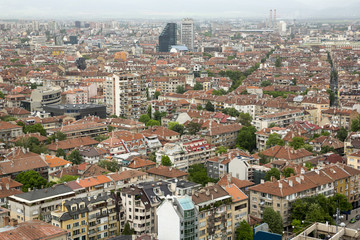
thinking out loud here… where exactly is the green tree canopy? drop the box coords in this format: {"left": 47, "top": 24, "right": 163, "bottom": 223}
{"left": 188, "top": 164, "right": 217, "bottom": 186}
{"left": 67, "top": 150, "right": 82, "bottom": 165}
{"left": 215, "top": 146, "right": 228, "bottom": 155}
{"left": 146, "top": 119, "right": 161, "bottom": 127}
{"left": 186, "top": 122, "right": 202, "bottom": 135}
{"left": 47, "top": 131, "right": 67, "bottom": 143}
{"left": 320, "top": 145, "right": 335, "bottom": 154}
{"left": 289, "top": 137, "right": 305, "bottom": 150}
{"left": 139, "top": 114, "right": 151, "bottom": 124}
{"left": 24, "top": 123, "right": 46, "bottom": 136}
{"left": 15, "top": 170, "right": 49, "bottom": 192}
{"left": 239, "top": 113, "right": 252, "bottom": 126}
{"left": 154, "top": 110, "right": 166, "bottom": 121}
{"left": 275, "top": 57, "right": 282, "bottom": 68}
{"left": 351, "top": 115, "right": 360, "bottom": 132}
{"left": 222, "top": 108, "right": 240, "bottom": 117}
{"left": 266, "top": 133, "right": 285, "bottom": 148}
{"left": 58, "top": 175, "right": 78, "bottom": 183}
{"left": 260, "top": 80, "right": 272, "bottom": 87}
{"left": 212, "top": 89, "right": 227, "bottom": 96}
{"left": 176, "top": 85, "right": 186, "bottom": 94}
{"left": 98, "top": 160, "right": 119, "bottom": 172}
{"left": 56, "top": 148, "right": 66, "bottom": 158}
{"left": 236, "top": 220, "right": 253, "bottom": 240}
{"left": 336, "top": 127, "right": 348, "bottom": 142}
{"left": 154, "top": 91, "right": 161, "bottom": 100}
{"left": 236, "top": 126, "right": 257, "bottom": 152}
{"left": 122, "top": 221, "right": 134, "bottom": 235}
{"left": 205, "top": 101, "right": 215, "bottom": 112}
{"left": 265, "top": 168, "right": 281, "bottom": 181}
{"left": 94, "top": 135, "right": 109, "bottom": 142}
{"left": 283, "top": 167, "right": 295, "bottom": 178}
{"left": 262, "top": 207, "right": 283, "bottom": 234}
{"left": 15, "top": 136, "right": 47, "bottom": 154}
{"left": 169, "top": 123, "right": 185, "bottom": 135}
{"left": 193, "top": 82, "right": 203, "bottom": 90}
{"left": 161, "top": 155, "right": 172, "bottom": 166}
{"left": 109, "top": 114, "right": 118, "bottom": 118}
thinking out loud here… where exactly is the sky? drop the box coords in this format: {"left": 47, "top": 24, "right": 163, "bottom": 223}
{"left": 0, "top": 0, "right": 359, "bottom": 20}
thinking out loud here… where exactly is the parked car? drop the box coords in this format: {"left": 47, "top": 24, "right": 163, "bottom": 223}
{"left": 350, "top": 218, "right": 357, "bottom": 224}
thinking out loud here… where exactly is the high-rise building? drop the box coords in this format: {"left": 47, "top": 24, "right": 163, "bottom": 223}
{"left": 105, "top": 73, "right": 147, "bottom": 119}
{"left": 75, "top": 21, "right": 81, "bottom": 28}
{"left": 180, "top": 18, "right": 194, "bottom": 51}
{"left": 158, "top": 23, "right": 177, "bottom": 52}
{"left": 157, "top": 196, "right": 198, "bottom": 240}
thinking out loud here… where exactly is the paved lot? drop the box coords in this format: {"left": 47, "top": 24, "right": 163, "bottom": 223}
{"left": 343, "top": 209, "right": 360, "bottom": 230}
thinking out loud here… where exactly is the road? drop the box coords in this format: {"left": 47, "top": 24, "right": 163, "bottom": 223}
{"left": 343, "top": 209, "right": 360, "bottom": 230}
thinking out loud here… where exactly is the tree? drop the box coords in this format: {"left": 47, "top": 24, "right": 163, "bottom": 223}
{"left": 205, "top": 101, "right": 215, "bottom": 112}
{"left": 336, "top": 127, "right": 348, "bottom": 142}
{"left": 47, "top": 131, "right": 67, "bottom": 143}
{"left": 109, "top": 114, "right": 118, "bottom": 118}
{"left": 15, "top": 137, "right": 47, "bottom": 154}
{"left": 268, "top": 123, "right": 276, "bottom": 128}
{"left": 306, "top": 203, "right": 325, "bottom": 223}
{"left": 58, "top": 175, "right": 78, "bottom": 183}
{"left": 222, "top": 108, "right": 240, "bottom": 117}
{"left": 320, "top": 145, "right": 335, "bottom": 154}
{"left": 265, "top": 168, "right": 281, "bottom": 181}
{"left": 196, "top": 105, "right": 203, "bottom": 111}
{"left": 24, "top": 123, "right": 46, "bottom": 136}
{"left": 216, "top": 146, "right": 228, "bottom": 155}
{"left": 212, "top": 89, "right": 227, "bottom": 96}
{"left": 260, "top": 80, "right": 272, "bottom": 87}
{"left": 321, "top": 130, "right": 330, "bottom": 136}
{"left": 188, "top": 164, "right": 217, "bottom": 186}
{"left": 176, "top": 85, "right": 186, "bottom": 94}
{"left": 283, "top": 167, "right": 295, "bottom": 178}
{"left": 149, "top": 152, "right": 156, "bottom": 162}
{"left": 239, "top": 113, "right": 252, "bottom": 126}
{"left": 193, "top": 82, "right": 203, "bottom": 90}
{"left": 289, "top": 137, "right": 305, "bottom": 150}
{"left": 169, "top": 123, "right": 185, "bottom": 135}
{"left": 147, "top": 105, "right": 152, "bottom": 118}
{"left": 236, "top": 126, "right": 257, "bottom": 152}
{"left": 67, "top": 150, "right": 82, "bottom": 165}
{"left": 186, "top": 122, "right": 202, "bottom": 135}
{"left": 0, "top": 91, "right": 4, "bottom": 99}
{"left": 351, "top": 115, "right": 360, "bottom": 132}
{"left": 122, "top": 221, "right": 134, "bottom": 235}
{"left": 236, "top": 220, "right": 253, "bottom": 240}
{"left": 262, "top": 207, "right": 283, "bottom": 234}
{"left": 15, "top": 170, "right": 49, "bottom": 192}
{"left": 98, "top": 160, "right": 119, "bottom": 172}
{"left": 139, "top": 114, "right": 151, "bottom": 124}
{"left": 56, "top": 148, "right": 66, "bottom": 158}
{"left": 305, "top": 162, "right": 313, "bottom": 171}
{"left": 266, "top": 133, "right": 284, "bottom": 148}
{"left": 154, "top": 110, "right": 166, "bottom": 121}
{"left": 275, "top": 57, "right": 282, "bottom": 68}
{"left": 154, "top": 91, "right": 161, "bottom": 100}
{"left": 146, "top": 119, "right": 161, "bottom": 127}
{"left": 94, "top": 135, "right": 109, "bottom": 142}
{"left": 161, "top": 155, "right": 172, "bottom": 166}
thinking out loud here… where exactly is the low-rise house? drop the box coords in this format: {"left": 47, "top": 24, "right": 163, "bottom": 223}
{"left": 49, "top": 163, "right": 108, "bottom": 182}
{"left": 0, "top": 219, "right": 68, "bottom": 240}
{"left": 3, "top": 107, "right": 30, "bottom": 119}
{"left": 202, "top": 123, "right": 242, "bottom": 147}
{"left": 321, "top": 108, "right": 359, "bottom": 130}
{"left": 252, "top": 109, "right": 307, "bottom": 130}
{"left": 107, "top": 170, "right": 148, "bottom": 189}
{"left": 108, "top": 118, "right": 146, "bottom": 133}
{"left": 8, "top": 184, "right": 76, "bottom": 223}
{"left": 48, "top": 121, "right": 108, "bottom": 139}
{"left": 123, "top": 157, "right": 156, "bottom": 171}
{"left": 310, "top": 136, "right": 344, "bottom": 153}
{"left": 146, "top": 166, "right": 188, "bottom": 181}
{"left": 0, "top": 177, "right": 23, "bottom": 207}
{"left": 79, "top": 146, "right": 107, "bottom": 164}
{"left": 44, "top": 155, "right": 72, "bottom": 175}
{"left": 0, "top": 121, "right": 23, "bottom": 141}
{"left": 47, "top": 137, "right": 99, "bottom": 154}
{"left": 142, "top": 126, "right": 180, "bottom": 142}
{"left": 261, "top": 145, "right": 313, "bottom": 164}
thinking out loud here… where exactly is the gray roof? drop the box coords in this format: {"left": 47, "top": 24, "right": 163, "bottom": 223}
{"left": 10, "top": 184, "right": 74, "bottom": 202}
{"left": 138, "top": 181, "right": 173, "bottom": 205}
{"left": 165, "top": 179, "right": 201, "bottom": 189}
{"left": 44, "top": 104, "right": 104, "bottom": 110}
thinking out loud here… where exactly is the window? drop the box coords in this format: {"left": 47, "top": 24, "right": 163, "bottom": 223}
{"left": 67, "top": 224, "right": 71, "bottom": 230}
{"left": 200, "top": 229, "right": 206, "bottom": 236}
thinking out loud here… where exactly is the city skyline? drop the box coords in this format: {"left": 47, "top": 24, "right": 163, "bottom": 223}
{"left": 0, "top": 0, "right": 360, "bottom": 20}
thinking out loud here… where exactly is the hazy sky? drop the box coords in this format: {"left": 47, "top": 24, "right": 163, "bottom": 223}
{"left": 0, "top": 0, "right": 359, "bottom": 19}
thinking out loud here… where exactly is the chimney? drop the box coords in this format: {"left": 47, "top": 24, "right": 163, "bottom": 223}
{"left": 271, "top": 176, "right": 276, "bottom": 182}
{"left": 9, "top": 219, "right": 18, "bottom": 227}
{"left": 278, "top": 182, "right": 282, "bottom": 189}
{"left": 296, "top": 177, "right": 301, "bottom": 184}
{"left": 260, "top": 179, "right": 265, "bottom": 184}
{"left": 3, "top": 216, "right": 10, "bottom": 226}
{"left": 5, "top": 183, "right": 9, "bottom": 190}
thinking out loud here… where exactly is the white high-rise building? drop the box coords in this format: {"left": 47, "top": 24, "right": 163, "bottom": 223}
{"left": 180, "top": 18, "right": 194, "bottom": 51}
{"left": 105, "top": 73, "right": 147, "bottom": 119}
{"left": 279, "top": 21, "right": 287, "bottom": 33}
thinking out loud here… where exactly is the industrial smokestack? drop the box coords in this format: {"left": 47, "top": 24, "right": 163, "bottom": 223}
{"left": 274, "top": 9, "right": 277, "bottom": 27}
{"left": 269, "top": 10, "right": 273, "bottom": 28}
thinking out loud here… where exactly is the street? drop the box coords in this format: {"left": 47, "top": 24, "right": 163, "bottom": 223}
{"left": 343, "top": 209, "right": 360, "bottom": 230}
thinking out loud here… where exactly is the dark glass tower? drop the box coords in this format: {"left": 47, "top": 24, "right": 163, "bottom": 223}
{"left": 158, "top": 23, "right": 177, "bottom": 52}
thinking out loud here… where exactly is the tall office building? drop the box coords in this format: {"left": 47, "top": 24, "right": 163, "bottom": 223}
{"left": 158, "top": 23, "right": 177, "bottom": 52}
{"left": 75, "top": 21, "right": 81, "bottom": 28}
{"left": 181, "top": 18, "right": 194, "bottom": 51}
{"left": 105, "top": 73, "right": 147, "bottom": 119}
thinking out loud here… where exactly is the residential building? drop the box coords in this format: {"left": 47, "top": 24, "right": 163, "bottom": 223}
{"left": 158, "top": 23, "right": 177, "bottom": 52}
{"left": 344, "top": 133, "right": 360, "bottom": 155}
{"left": 321, "top": 108, "right": 359, "bottom": 130}
{"left": 146, "top": 166, "right": 188, "bottom": 181}
{"left": 223, "top": 184, "right": 248, "bottom": 231}
{"left": 43, "top": 104, "right": 107, "bottom": 119}
{"left": 47, "top": 137, "right": 99, "bottom": 154}
{"left": 157, "top": 196, "right": 198, "bottom": 240}
{"left": 156, "top": 138, "right": 215, "bottom": 171}
{"left": 202, "top": 123, "right": 242, "bottom": 147}
{"left": 79, "top": 147, "right": 107, "bottom": 164}
{"left": 48, "top": 122, "right": 107, "bottom": 139}
{"left": 192, "top": 185, "right": 233, "bottom": 240}
{"left": 0, "top": 121, "right": 23, "bottom": 141}
{"left": 0, "top": 177, "right": 22, "bottom": 207}
{"left": 105, "top": 73, "right": 147, "bottom": 119}
{"left": 108, "top": 118, "right": 146, "bottom": 133}
{"left": 252, "top": 110, "right": 307, "bottom": 130}
{"left": 261, "top": 145, "right": 313, "bottom": 164}
{"left": 26, "top": 86, "right": 62, "bottom": 111}
{"left": 181, "top": 19, "right": 194, "bottom": 51}
{"left": 44, "top": 155, "right": 72, "bottom": 175}
{"left": 8, "top": 184, "right": 76, "bottom": 223}
{"left": 51, "top": 195, "right": 119, "bottom": 240}
{"left": 0, "top": 219, "right": 68, "bottom": 240}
